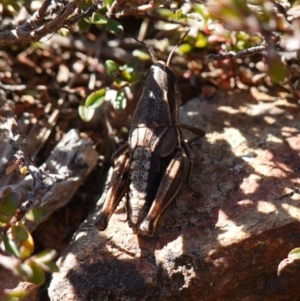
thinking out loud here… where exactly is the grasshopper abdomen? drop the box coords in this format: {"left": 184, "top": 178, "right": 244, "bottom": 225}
{"left": 127, "top": 138, "right": 167, "bottom": 230}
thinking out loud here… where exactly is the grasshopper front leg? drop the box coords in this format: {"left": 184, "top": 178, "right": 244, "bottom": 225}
{"left": 138, "top": 148, "right": 185, "bottom": 236}
{"left": 96, "top": 144, "right": 130, "bottom": 231}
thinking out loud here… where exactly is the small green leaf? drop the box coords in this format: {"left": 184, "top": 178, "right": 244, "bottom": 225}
{"left": 3, "top": 235, "right": 20, "bottom": 258}
{"left": 105, "top": 61, "right": 140, "bottom": 84}
{"left": 195, "top": 33, "right": 207, "bottom": 48}
{"left": 267, "top": 54, "right": 286, "bottom": 83}
{"left": 104, "top": 60, "right": 120, "bottom": 78}
{"left": 175, "top": 9, "right": 182, "bottom": 19}
{"left": 128, "top": 71, "right": 140, "bottom": 84}
{"left": 113, "top": 79, "right": 123, "bottom": 87}
{"left": 25, "top": 260, "right": 45, "bottom": 285}
{"left": 58, "top": 28, "right": 69, "bottom": 36}
{"left": 78, "top": 17, "right": 91, "bottom": 32}
{"left": 12, "top": 224, "right": 28, "bottom": 242}
{"left": 102, "top": 19, "right": 124, "bottom": 37}
{"left": 25, "top": 207, "right": 48, "bottom": 222}
{"left": 24, "top": 89, "right": 38, "bottom": 97}
{"left": 3, "top": 289, "right": 27, "bottom": 298}
{"left": 41, "top": 261, "right": 59, "bottom": 273}
{"left": 19, "top": 246, "right": 33, "bottom": 260}
{"left": 0, "top": 214, "right": 9, "bottom": 224}
{"left": 289, "top": 247, "right": 300, "bottom": 259}
{"left": 85, "top": 89, "right": 106, "bottom": 108}
{"left": 178, "top": 43, "right": 194, "bottom": 54}
{"left": 16, "top": 262, "right": 33, "bottom": 278}
{"left": 236, "top": 40, "right": 246, "bottom": 51}
{"left": 122, "top": 64, "right": 140, "bottom": 83}
{"left": 186, "top": 13, "right": 202, "bottom": 22}
{"left": 194, "top": 3, "right": 210, "bottom": 22}
{"left": 0, "top": 188, "right": 18, "bottom": 220}
{"left": 123, "top": 64, "right": 135, "bottom": 73}
{"left": 78, "top": 105, "right": 95, "bottom": 122}
{"left": 19, "top": 226, "right": 34, "bottom": 255}
{"left": 155, "top": 8, "right": 174, "bottom": 17}
{"left": 277, "top": 247, "right": 300, "bottom": 276}
{"left": 132, "top": 49, "right": 151, "bottom": 61}
{"left": 3, "top": 0, "right": 21, "bottom": 11}
{"left": 120, "top": 126, "right": 128, "bottom": 135}
{"left": 105, "top": 0, "right": 114, "bottom": 5}
{"left": 35, "top": 249, "right": 57, "bottom": 264}
{"left": 91, "top": 12, "right": 108, "bottom": 25}
{"left": 92, "top": 13, "right": 124, "bottom": 37}
{"left": 119, "top": 69, "right": 131, "bottom": 82}
{"left": 233, "top": 0, "right": 250, "bottom": 12}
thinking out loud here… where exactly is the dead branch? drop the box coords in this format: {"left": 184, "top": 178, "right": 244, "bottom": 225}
{"left": 65, "top": 2, "right": 103, "bottom": 26}
{"left": 0, "top": 0, "right": 85, "bottom": 47}
{"left": 0, "top": 82, "right": 27, "bottom": 91}
{"left": 108, "top": 0, "right": 160, "bottom": 18}
{"left": 207, "top": 45, "right": 266, "bottom": 61}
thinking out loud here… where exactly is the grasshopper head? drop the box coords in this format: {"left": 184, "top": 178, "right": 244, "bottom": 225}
{"left": 143, "top": 61, "right": 177, "bottom": 92}
{"left": 142, "top": 30, "right": 189, "bottom": 94}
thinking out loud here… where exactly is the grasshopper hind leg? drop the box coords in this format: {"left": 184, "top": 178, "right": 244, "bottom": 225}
{"left": 138, "top": 148, "right": 185, "bottom": 236}
{"left": 127, "top": 150, "right": 164, "bottom": 233}
{"left": 95, "top": 145, "right": 130, "bottom": 231}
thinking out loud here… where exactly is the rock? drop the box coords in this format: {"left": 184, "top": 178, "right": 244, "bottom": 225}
{"left": 0, "top": 125, "right": 98, "bottom": 300}
{"left": 0, "top": 129, "right": 98, "bottom": 232}
{"left": 49, "top": 90, "right": 300, "bottom": 301}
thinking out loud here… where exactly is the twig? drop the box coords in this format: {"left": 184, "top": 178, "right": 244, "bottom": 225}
{"left": 207, "top": 45, "right": 266, "bottom": 61}
{"left": 0, "top": 0, "right": 84, "bottom": 47}
{"left": 38, "top": 0, "right": 53, "bottom": 19}
{"left": 108, "top": 0, "right": 160, "bottom": 18}
{"left": 65, "top": 2, "right": 104, "bottom": 26}
{"left": 246, "top": 3, "right": 286, "bottom": 17}
{"left": 0, "top": 82, "right": 27, "bottom": 91}
{"left": 24, "top": 0, "right": 33, "bottom": 14}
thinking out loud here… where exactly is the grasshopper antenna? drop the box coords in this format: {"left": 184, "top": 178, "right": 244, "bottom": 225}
{"left": 166, "top": 30, "right": 190, "bottom": 67}
{"left": 145, "top": 44, "right": 157, "bottom": 63}
{"left": 132, "top": 37, "right": 157, "bottom": 63}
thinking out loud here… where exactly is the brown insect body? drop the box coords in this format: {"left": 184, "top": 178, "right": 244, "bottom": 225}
{"left": 96, "top": 36, "right": 205, "bottom": 236}
{"left": 127, "top": 61, "right": 182, "bottom": 230}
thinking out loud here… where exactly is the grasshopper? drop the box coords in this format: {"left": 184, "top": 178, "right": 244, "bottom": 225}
{"left": 96, "top": 32, "right": 205, "bottom": 236}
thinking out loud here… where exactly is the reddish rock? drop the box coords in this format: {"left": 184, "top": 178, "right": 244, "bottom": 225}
{"left": 49, "top": 91, "right": 300, "bottom": 301}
